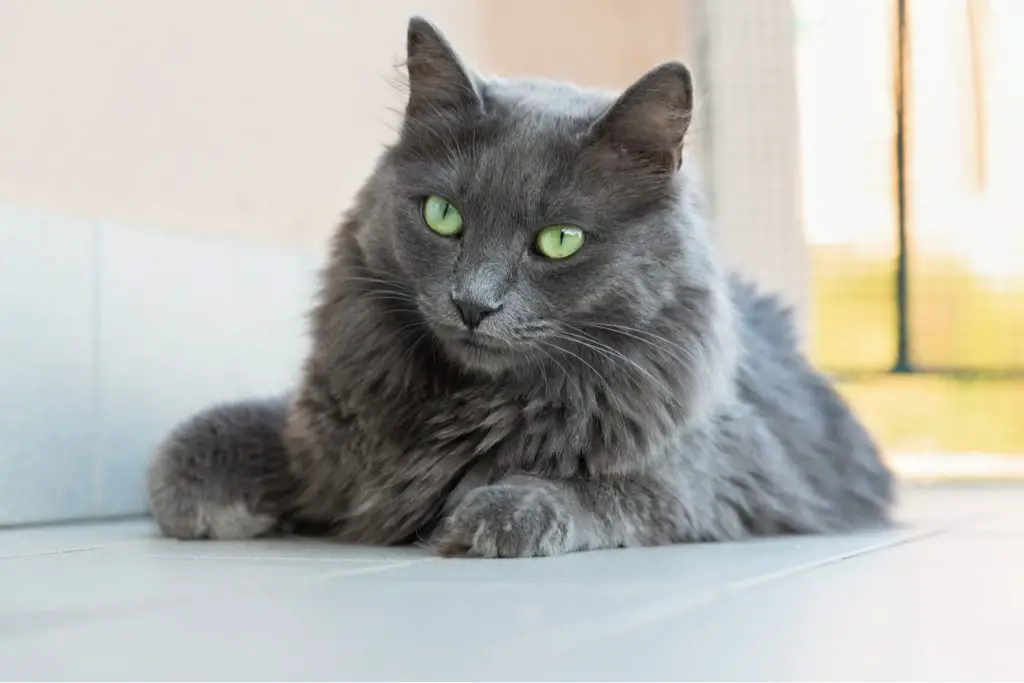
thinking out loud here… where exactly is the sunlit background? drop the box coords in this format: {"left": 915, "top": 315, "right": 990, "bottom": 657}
{"left": 796, "top": 0, "right": 1023, "bottom": 466}
{"left": 0, "top": 0, "right": 1021, "bottom": 526}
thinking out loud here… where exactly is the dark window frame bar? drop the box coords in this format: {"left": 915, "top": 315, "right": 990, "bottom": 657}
{"left": 825, "top": 0, "right": 1023, "bottom": 382}
{"left": 893, "top": 0, "right": 912, "bottom": 374}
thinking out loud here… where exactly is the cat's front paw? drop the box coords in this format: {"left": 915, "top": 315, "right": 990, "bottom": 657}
{"left": 435, "top": 480, "right": 576, "bottom": 558}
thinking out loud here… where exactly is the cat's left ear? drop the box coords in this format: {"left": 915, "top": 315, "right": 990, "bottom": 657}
{"left": 588, "top": 62, "right": 694, "bottom": 173}
{"left": 405, "top": 17, "right": 483, "bottom": 118}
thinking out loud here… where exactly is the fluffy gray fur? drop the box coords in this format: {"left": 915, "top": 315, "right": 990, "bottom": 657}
{"left": 147, "top": 17, "right": 894, "bottom": 557}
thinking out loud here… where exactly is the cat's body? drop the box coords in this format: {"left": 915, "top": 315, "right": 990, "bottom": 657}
{"left": 147, "top": 18, "right": 894, "bottom": 557}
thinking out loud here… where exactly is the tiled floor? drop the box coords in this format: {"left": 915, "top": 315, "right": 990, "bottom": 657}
{"left": 1, "top": 484, "right": 1022, "bottom": 681}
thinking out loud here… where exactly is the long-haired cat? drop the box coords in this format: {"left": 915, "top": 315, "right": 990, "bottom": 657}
{"left": 147, "top": 17, "right": 894, "bottom": 557}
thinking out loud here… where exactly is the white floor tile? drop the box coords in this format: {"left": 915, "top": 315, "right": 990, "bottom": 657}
{"left": 0, "top": 484, "right": 1019, "bottom": 680}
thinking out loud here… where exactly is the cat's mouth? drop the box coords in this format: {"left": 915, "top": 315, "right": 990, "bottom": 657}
{"left": 454, "top": 332, "right": 508, "bottom": 352}
{"left": 439, "top": 329, "right": 519, "bottom": 371}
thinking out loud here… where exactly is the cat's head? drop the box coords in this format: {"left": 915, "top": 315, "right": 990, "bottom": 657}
{"left": 355, "top": 17, "right": 725, "bottom": 377}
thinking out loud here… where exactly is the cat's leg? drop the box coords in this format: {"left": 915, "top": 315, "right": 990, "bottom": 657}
{"left": 147, "top": 397, "right": 298, "bottom": 540}
{"left": 434, "top": 474, "right": 689, "bottom": 558}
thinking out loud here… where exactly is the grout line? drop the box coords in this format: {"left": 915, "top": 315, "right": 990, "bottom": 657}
{"left": 0, "top": 557, "right": 441, "bottom": 644}
{"left": 140, "top": 553, "right": 420, "bottom": 564}
{"left": 0, "top": 514, "right": 151, "bottom": 533}
{"left": 1, "top": 541, "right": 431, "bottom": 564}
{"left": 0, "top": 546, "right": 107, "bottom": 561}
{"left": 0, "top": 537, "right": 159, "bottom": 561}
{"left": 309, "top": 557, "right": 441, "bottom": 582}
{"left": 0, "top": 555, "right": 439, "bottom": 639}
{"left": 90, "top": 220, "right": 104, "bottom": 516}
{"left": 516, "top": 524, "right": 951, "bottom": 662}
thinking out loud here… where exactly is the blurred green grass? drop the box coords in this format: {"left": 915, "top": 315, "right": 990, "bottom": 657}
{"left": 836, "top": 376, "right": 1024, "bottom": 454}
{"left": 810, "top": 247, "right": 1024, "bottom": 454}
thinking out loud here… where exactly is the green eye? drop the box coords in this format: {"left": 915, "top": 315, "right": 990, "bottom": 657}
{"left": 422, "top": 195, "right": 463, "bottom": 236}
{"left": 535, "top": 225, "right": 585, "bottom": 259}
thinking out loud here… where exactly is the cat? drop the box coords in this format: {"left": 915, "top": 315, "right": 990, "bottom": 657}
{"left": 147, "top": 16, "right": 895, "bottom": 558}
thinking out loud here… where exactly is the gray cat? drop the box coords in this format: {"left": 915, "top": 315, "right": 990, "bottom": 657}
{"left": 147, "top": 17, "right": 894, "bottom": 557}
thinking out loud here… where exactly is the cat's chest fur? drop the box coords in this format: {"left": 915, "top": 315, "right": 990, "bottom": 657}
{"left": 288, "top": 362, "right": 538, "bottom": 543}
{"left": 285, "top": 349, "right": 666, "bottom": 545}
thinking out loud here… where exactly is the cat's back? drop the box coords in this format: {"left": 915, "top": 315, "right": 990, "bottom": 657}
{"left": 728, "top": 276, "right": 895, "bottom": 524}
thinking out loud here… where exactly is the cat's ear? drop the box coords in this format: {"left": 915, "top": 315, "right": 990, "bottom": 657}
{"left": 589, "top": 62, "right": 694, "bottom": 173}
{"left": 405, "top": 17, "right": 482, "bottom": 118}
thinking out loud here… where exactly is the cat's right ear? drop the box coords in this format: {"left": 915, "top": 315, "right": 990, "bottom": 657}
{"left": 405, "top": 17, "right": 483, "bottom": 118}
{"left": 588, "top": 62, "right": 694, "bottom": 174}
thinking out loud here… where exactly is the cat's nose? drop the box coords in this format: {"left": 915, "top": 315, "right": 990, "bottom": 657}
{"left": 451, "top": 296, "right": 501, "bottom": 330}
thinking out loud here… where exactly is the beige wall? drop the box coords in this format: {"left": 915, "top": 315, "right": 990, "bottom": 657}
{"left": 480, "top": 0, "right": 699, "bottom": 86}
{"left": 0, "top": 0, "right": 481, "bottom": 251}
{"left": 0, "top": 0, "right": 807, "bottom": 331}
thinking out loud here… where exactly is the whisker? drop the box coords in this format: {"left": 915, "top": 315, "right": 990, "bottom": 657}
{"left": 335, "top": 276, "right": 415, "bottom": 293}
{"left": 356, "top": 295, "right": 419, "bottom": 308}
{"left": 396, "top": 329, "right": 429, "bottom": 370}
{"left": 530, "top": 342, "right": 569, "bottom": 395}
{"left": 536, "top": 338, "right": 616, "bottom": 400}
{"left": 553, "top": 329, "right": 676, "bottom": 400}
{"left": 576, "top": 321, "right": 695, "bottom": 367}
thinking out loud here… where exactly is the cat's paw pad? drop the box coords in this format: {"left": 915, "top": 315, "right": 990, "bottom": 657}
{"left": 435, "top": 482, "right": 574, "bottom": 558}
